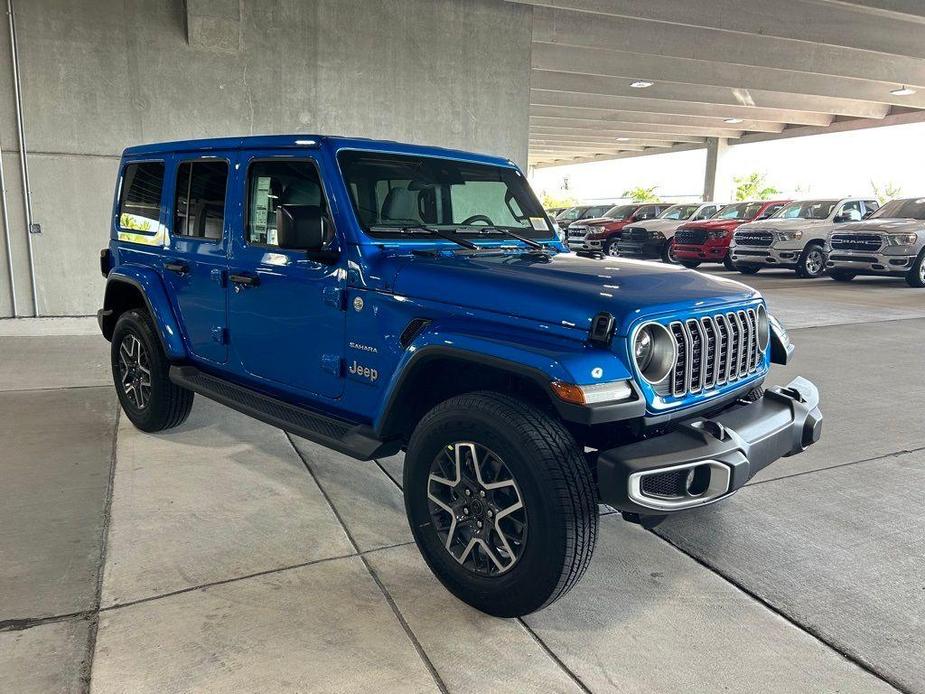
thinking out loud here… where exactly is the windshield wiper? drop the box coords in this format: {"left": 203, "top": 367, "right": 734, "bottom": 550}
{"left": 461, "top": 226, "right": 545, "bottom": 250}
{"left": 369, "top": 224, "right": 477, "bottom": 250}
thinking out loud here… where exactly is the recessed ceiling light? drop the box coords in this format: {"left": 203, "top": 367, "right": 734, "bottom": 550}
{"left": 891, "top": 86, "right": 916, "bottom": 96}
{"left": 630, "top": 80, "right": 654, "bottom": 89}
{"left": 615, "top": 137, "right": 630, "bottom": 141}
{"left": 723, "top": 117, "right": 744, "bottom": 124}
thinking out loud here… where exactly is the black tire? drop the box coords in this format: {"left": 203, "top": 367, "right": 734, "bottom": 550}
{"left": 723, "top": 254, "right": 736, "bottom": 271}
{"left": 603, "top": 237, "right": 619, "bottom": 257}
{"left": 906, "top": 249, "right": 925, "bottom": 288}
{"left": 796, "top": 242, "right": 826, "bottom": 278}
{"left": 680, "top": 260, "right": 701, "bottom": 269}
{"left": 404, "top": 391, "right": 597, "bottom": 617}
{"left": 661, "top": 239, "right": 678, "bottom": 264}
{"left": 111, "top": 309, "right": 193, "bottom": 432}
{"left": 829, "top": 269, "right": 856, "bottom": 282}
{"left": 735, "top": 264, "right": 761, "bottom": 275}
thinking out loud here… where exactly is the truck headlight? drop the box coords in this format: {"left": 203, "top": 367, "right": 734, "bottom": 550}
{"left": 756, "top": 304, "right": 770, "bottom": 351}
{"left": 632, "top": 322, "right": 675, "bottom": 384}
{"left": 890, "top": 233, "right": 917, "bottom": 245}
{"left": 777, "top": 230, "right": 803, "bottom": 241}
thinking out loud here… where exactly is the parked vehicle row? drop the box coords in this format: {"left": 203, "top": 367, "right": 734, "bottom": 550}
{"left": 551, "top": 196, "right": 925, "bottom": 287}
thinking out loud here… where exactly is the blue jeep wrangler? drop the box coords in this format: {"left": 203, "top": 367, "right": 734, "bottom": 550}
{"left": 99, "top": 135, "right": 822, "bottom": 617}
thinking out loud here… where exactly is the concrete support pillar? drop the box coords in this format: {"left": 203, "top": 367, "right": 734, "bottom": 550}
{"left": 703, "top": 137, "right": 732, "bottom": 202}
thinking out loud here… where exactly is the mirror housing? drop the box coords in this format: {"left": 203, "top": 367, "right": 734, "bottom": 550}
{"left": 277, "top": 205, "right": 326, "bottom": 251}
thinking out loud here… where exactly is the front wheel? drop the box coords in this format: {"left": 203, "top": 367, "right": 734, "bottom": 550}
{"left": 829, "top": 269, "right": 856, "bottom": 282}
{"left": 603, "top": 237, "right": 620, "bottom": 257}
{"left": 111, "top": 309, "right": 194, "bottom": 432}
{"left": 796, "top": 242, "right": 826, "bottom": 278}
{"left": 404, "top": 392, "right": 598, "bottom": 617}
{"left": 906, "top": 249, "right": 925, "bottom": 288}
{"left": 661, "top": 239, "right": 679, "bottom": 264}
{"left": 735, "top": 264, "right": 761, "bottom": 275}
{"left": 680, "top": 260, "right": 701, "bottom": 269}
{"left": 723, "top": 254, "right": 736, "bottom": 271}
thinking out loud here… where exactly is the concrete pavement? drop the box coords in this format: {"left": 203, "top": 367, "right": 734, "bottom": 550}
{"left": 0, "top": 268, "right": 921, "bottom": 693}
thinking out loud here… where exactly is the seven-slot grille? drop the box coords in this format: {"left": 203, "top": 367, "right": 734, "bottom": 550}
{"left": 734, "top": 230, "right": 773, "bottom": 247}
{"left": 663, "top": 309, "right": 762, "bottom": 398}
{"left": 675, "top": 228, "right": 706, "bottom": 245}
{"left": 830, "top": 233, "right": 884, "bottom": 252}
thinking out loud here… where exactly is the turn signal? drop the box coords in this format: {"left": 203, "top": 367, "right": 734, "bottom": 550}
{"left": 550, "top": 381, "right": 586, "bottom": 405}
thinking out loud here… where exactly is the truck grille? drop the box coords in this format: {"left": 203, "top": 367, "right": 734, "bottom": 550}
{"left": 830, "top": 233, "right": 884, "bottom": 252}
{"left": 664, "top": 309, "right": 762, "bottom": 398}
{"left": 734, "top": 230, "right": 773, "bottom": 247}
{"left": 675, "top": 229, "right": 706, "bottom": 245}
{"left": 568, "top": 225, "right": 588, "bottom": 240}
{"left": 622, "top": 226, "right": 649, "bottom": 241}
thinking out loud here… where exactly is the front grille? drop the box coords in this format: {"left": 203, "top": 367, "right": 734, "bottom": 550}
{"left": 829, "top": 254, "right": 878, "bottom": 263}
{"left": 734, "top": 230, "right": 773, "bottom": 247}
{"left": 568, "top": 225, "right": 588, "bottom": 239}
{"left": 830, "top": 233, "right": 884, "bottom": 252}
{"left": 675, "top": 229, "right": 707, "bottom": 245}
{"left": 641, "top": 469, "right": 688, "bottom": 498}
{"left": 623, "top": 226, "right": 649, "bottom": 241}
{"left": 661, "top": 309, "right": 763, "bottom": 398}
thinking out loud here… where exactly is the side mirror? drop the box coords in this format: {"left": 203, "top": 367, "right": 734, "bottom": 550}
{"left": 277, "top": 205, "right": 327, "bottom": 251}
{"left": 863, "top": 210, "right": 875, "bottom": 219}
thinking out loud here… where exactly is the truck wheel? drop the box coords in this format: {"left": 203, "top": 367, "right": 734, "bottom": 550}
{"left": 906, "top": 249, "right": 925, "bottom": 288}
{"left": 661, "top": 240, "right": 679, "bottom": 264}
{"left": 829, "top": 269, "right": 856, "bottom": 282}
{"left": 404, "top": 391, "right": 597, "bottom": 617}
{"left": 111, "top": 309, "right": 193, "bottom": 432}
{"left": 680, "top": 260, "right": 701, "bottom": 269}
{"left": 735, "top": 264, "right": 761, "bottom": 275}
{"left": 603, "top": 238, "right": 619, "bottom": 257}
{"left": 796, "top": 242, "right": 826, "bottom": 278}
{"left": 723, "top": 254, "right": 736, "bottom": 271}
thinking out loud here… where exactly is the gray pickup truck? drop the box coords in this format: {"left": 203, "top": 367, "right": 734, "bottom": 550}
{"left": 825, "top": 197, "right": 925, "bottom": 287}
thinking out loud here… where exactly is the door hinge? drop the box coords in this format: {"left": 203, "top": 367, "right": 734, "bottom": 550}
{"left": 211, "top": 326, "right": 227, "bottom": 344}
{"left": 323, "top": 286, "right": 345, "bottom": 310}
{"left": 321, "top": 354, "right": 341, "bottom": 375}
{"left": 210, "top": 268, "right": 226, "bottom": 286}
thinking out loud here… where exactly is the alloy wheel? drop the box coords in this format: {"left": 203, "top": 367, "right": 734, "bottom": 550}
{"left": 427, "top": 442, "right": 527, "bottom": 576}
{"left": 118, "top": 334, "right": 152, "bottom": 409}
{"left": 805, "top": 248, "right": 824, "bottom": 276}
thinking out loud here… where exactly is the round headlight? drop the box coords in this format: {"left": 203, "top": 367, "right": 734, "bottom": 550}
{"left": 756, "top": 304, "right": 770, "bottom": 351}
{"left": 632, "top": 323, "right": 676, "bottom": 384}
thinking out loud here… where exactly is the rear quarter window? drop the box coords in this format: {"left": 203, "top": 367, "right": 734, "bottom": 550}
{"left": 119, "top": 162, "right": 164, "bottom": 231}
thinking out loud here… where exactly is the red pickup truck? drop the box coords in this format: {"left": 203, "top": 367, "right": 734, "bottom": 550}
{"left": 672, "top": 200, "right": 790, "bottom": 269}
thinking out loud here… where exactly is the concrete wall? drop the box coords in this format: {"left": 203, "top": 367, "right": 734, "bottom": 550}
{"left": 0, "top": 0, "right": 533, "bottom": 317}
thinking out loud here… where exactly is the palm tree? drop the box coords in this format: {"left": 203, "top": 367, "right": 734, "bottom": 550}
{"left": 870, "top": 180, "right": 903, "bottom": 205}
{"left": 622, "top": 185, "right": 659, "bottom": 202}
{"left": 733, "top": 172, "right": 780, "bottom": 201}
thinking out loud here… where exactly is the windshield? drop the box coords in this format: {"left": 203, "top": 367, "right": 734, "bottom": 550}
{"left": 556, "top": 206, "right": 583, "bottom": 222}
{"left": 774, "top": 200, "right": 838, "bottom": 220}
{"left": 870, "top": 198, "right": 925, "bottom": 220}
{"left": 338, "top": 151, "right": 551, "bottom": 238}
{"left": 603, "top": 204, "right": 636, "bottom": 220}
{"left": 714, "top": 202, "right": 764, "bottom": 220}
{"left": 658, "top": 204, "right": 699, "bottom": 220}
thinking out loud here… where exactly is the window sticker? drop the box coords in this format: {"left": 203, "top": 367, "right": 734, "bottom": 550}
{"left": 529, "top": 217, "right": 549, "bottom": 231}
{"left": 252, "top": 176, "right": 272, "bottom": 243}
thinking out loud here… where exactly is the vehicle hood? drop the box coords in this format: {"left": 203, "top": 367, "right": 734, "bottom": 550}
{"left": 387, "top": 251, "right": 758, "bottom": 335}
{"left": 680, "top": 218, "right": 743, "bottom": 231}
{"left": 575, "top": 216, "right": 619, "bottom": 227}
{"left": 624, "top": 218, "right": 685, "bottom": 232}
{"left": 737, "top": 218, "right": 829, "bottom": 232}
{"left": 834, "top": 218, "right": 925, "bottom": 234}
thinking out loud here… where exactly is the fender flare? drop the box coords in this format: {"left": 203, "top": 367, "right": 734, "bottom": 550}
{"left": 374, "top": 326, "right": 640, "bottom": 436}
{"left": 102, "top": 267, "right": 186, "bottom": 360}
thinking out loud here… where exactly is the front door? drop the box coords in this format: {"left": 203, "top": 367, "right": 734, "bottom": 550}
{"left": 227, "top": 153, "right": 346, "bottom": 400}
{"left": 161, "top": 156, "right": 232, "bottom": 365}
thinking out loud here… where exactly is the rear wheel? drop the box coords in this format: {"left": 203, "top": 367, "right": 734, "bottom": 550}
{"left": 404, "top": 392, "right": 597, "bottom": 617}
{"left": 796, "top": 242, "right": 826, "bottom": 278}
{"left": 735, "top": 264, "right": 761, "bottom": 275}
{"left": 906, "top": 249, "right": 925, "bottom": 288}
{"left": 829, "top": 269, "right": 856, "bottom": 282}
{"left": 111, "top": 309, "right": 193, "bottom": 432}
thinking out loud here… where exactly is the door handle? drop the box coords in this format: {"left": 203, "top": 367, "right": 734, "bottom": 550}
{"left": 164, "top": 260, "right": 189, "bottom": 275}
{"left": 229, "top": 272, "right": 260, "bottom": 288}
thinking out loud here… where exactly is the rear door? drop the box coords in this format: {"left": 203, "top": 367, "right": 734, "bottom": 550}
{"left": 161, "top": 156, "right": 233, "bottom": 365}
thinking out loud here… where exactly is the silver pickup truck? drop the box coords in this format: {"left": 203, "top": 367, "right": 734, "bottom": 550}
{"left": 825, "top": 197, "right": 925, "bottom": 287}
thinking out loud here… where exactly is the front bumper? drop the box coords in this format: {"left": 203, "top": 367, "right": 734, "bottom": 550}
{"left": 617, "top": 239, "right": 663, "bottom": 258}
{"left": 826, "top": 248, "right": 917, "bottom": 276}
{"left": 596, "top": 377, "right": 822, "bottom": 515}
{"left": 729, "top": 244, "right": 800, "bottom": 267}
{"left": 674, "top": 240, "right": 729, "bottom": 262}
{"left": 568, "top": 237, "right": 603, "bottom": 252}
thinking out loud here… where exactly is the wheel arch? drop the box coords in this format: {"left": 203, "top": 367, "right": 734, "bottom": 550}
{"left": 101, "top": 268, "right": 186, "bottom": 360}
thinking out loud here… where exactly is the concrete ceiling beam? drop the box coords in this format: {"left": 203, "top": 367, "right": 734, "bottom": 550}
{"left": 530, "top": 105, "right": 789, "bottom": 132}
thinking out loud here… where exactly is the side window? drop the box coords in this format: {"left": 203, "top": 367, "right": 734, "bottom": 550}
{"left": 694, "top": 205, "right": 715, "bottom": 220}
{"left": 173, "top": 161, "right": 229, "bottom": 240}
{"left": 119, "top": 162, "right": 164, "bottom": 231}
{"left": 638, "top": 206, "right": 659, "bottom": 220}
{"left": 864, "top": 200, "right": 880, "bottom": 215}
{"left": 838, "top": 200, "right": 862, "bottom": 222}
{"left": 246, "top": 160, "right": 328, "bottom": 247}
{"left": 761, "top": 204, "right": 783, "bottom": 218}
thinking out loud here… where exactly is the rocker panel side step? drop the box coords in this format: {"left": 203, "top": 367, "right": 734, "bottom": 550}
{"left": 169, "top": 365, "right": 400, "bottom": 461}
